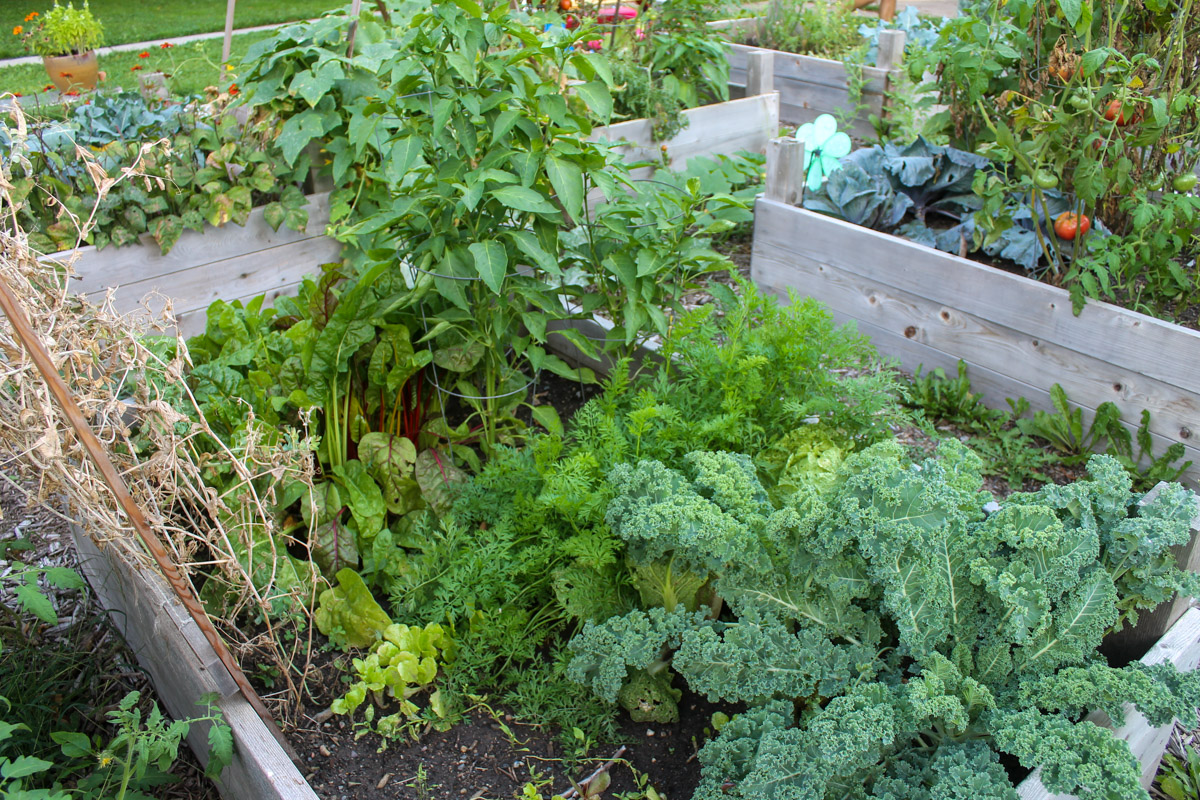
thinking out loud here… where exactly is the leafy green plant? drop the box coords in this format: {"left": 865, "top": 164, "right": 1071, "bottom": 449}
{"left": 329, "top": 621, "right": 455, "bottom": 743}
{"left": 911, "top": 0, "right": 1200, "bottom": 313}
{"left": 0, "top": 92, "right": 310, "bottom": 253}
{"left": 1160, "top": 741, "right": 1200, "bottom": 800}
{"left": 0, "top": 548, "right": 85, "bottom": 649}
{"left": 314, "top": 567, "right": 393, "bottom": 649}
{"left": 570, "top": 442, "right": 1200, "bottom": 800}
{"left": 738, "top": 0, "right": 863, "bottom": 59}
{"left": 804, "top": 138, "right": 988, "bottom": 247}
{"left": 0, "top": 691, "right": 231, "bottom": 798}
{"left": 19, "top": 1, "right": 104, "bottom": 57}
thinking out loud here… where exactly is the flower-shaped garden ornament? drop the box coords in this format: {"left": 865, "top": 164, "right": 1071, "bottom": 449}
{"left": 794, "top": 113, "right": 852, "bottom": 192}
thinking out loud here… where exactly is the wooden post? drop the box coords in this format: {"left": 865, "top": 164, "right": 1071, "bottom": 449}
{"left": 875, "top": 29, "right": 906, "bottom": 130}
{"left": 221, "top": 0, "right": 236, "bottom": 64}
{"left": 765, "top": 137, "right": 805, "bottom": 207}
{"left": 345, "top": 0, "right": 364, "bottom": 58}
{"left": 746, "top": 50, "right": 774, "bottom": 98}
{"left": 875, "top": 29, "right": 906, "bottom": 74}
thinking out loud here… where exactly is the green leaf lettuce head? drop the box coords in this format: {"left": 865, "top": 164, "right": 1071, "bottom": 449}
{"left": 571, "top": 442, "right": 1200, "bottom": 800}
{"left": 315, "top": 568, "right": 392, "bottom": 649}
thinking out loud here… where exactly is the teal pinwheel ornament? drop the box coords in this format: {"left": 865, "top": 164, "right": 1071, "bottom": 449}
{"left": 794, "top": 113, "right": 852, "bottom": 192}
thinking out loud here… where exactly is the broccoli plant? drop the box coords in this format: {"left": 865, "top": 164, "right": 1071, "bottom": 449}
{"left": 569, "top": 441, "right": 1200, "bottom": 800}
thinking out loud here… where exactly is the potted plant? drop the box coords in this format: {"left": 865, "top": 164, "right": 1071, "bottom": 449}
{"left": 17, "top": 1, "right": 105, "bottom": 92}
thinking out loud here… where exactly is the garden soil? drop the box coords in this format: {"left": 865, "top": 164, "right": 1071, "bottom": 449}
{"left": 290, "top": 691, "right": 725, "bottom": 800}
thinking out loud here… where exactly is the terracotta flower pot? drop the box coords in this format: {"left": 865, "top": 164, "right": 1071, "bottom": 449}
{"left": 43, "top": 51, "right": 99, "bottom": 92}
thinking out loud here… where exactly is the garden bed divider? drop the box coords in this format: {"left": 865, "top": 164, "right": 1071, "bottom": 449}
{"left": 714, "top": 22, "right": 906, "bottom": 139}
{"left": 69, "top": 524, "right": 318, "bottom": 800}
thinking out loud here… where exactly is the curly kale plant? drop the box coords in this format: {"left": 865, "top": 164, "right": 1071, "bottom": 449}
{"left": 569, "top": 442, "right": 1200, "bottom": 800}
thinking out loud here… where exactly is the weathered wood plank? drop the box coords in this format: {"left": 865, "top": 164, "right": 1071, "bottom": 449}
{"left": 71, "top": 528, "right": 318, "bottom": 800}
{"left": 85, "top": 236, "right": 341, "bottom": 320}
{"left": 593, "top": 92, "right": 780, "bottom": 170}
{"left": 777, "top": 292, "right": 1200, "bottom": 474}
{"left": 59, "top": 192, "right": 332, "bottom": 295}
{"left": 1016, "top": 608, "right": 1200, "bottom": 798}
{"left": 752, "top": 198, "right": 1200, "bottom": 404}
{"left": 727, "top": 43, "right": 889, "bottom": 93}
{"left": 751, "top": 231, "right": 1200, "bottom": 456}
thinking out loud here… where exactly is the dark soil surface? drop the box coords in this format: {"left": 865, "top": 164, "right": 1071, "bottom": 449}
{"left": 289, "top": 686, "right": 723, "bottom": 800}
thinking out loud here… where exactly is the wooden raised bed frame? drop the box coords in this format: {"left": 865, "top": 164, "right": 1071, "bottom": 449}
{"left": 58, "top": 96, "right": 1200, "bottom": 800}
{"left": 712, "top": 19, "right": 907, "bottom": 140}
{"left": 751, "top": 140, "right": 1200, "bottom": 482}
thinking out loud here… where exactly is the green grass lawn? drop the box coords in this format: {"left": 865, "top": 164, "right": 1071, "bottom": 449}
{"left": 0, "top": 0, "right": 342, "bottom": 59}
{"left": 0, "top": 30, "right": 273, "bottom": 99}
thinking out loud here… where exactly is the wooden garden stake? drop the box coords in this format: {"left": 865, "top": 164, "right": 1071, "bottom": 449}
{"left": 0, "top": 273, "right": 300, "bottom": 764}
{"left": 746, "top": 50, "right": 774, "bottom": 97}
{"left": 765, "top": 136, "right": 805, "bottom": 207}
{"left": 346, "top": 0, "right": 365, "bottom": 58}
{"left": 221, "top": 0, "right": 236, "bottom": 65}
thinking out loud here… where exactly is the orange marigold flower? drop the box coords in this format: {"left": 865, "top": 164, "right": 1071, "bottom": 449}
{"left": 24, "top": 11, "right": 38, "bottom": 21}
{"left": 228, "top": 83, "right": 239, "bottom": 95}
{"left": 131, "top": 65, "right": 143, "bottom": 71}
{"left": 42, "top": 83, "right": 53, "bottom": 91}
{"left": 160, "top": 42, "right": 174, "bottom": 48}
{"left": 60, "top": 72, "right": 72, "bottom": 78}
{"left": 138, "top": 51, "right": 149, "bottom": 58}
{"left": 64, "top": 90, "right": 79, "bottom": 96}
{"left": 13, "top": 25, "right": 23, "bottom": 35}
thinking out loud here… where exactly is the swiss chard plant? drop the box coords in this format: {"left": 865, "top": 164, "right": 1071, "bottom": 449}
{"left": 570, "top": 441, "right": 1200, "bottom": 800}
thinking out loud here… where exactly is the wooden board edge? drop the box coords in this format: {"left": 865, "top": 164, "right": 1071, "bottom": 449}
{"left": 69, "top": 526, "right": 319, "bottom": 800}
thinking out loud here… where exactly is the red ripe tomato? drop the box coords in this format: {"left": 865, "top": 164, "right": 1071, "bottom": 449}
{"left": 1104, "top": 99, "right": 1127, "bottom": 125}
{"left": 559, "top": 0, "right": 574, "bottom": 10}
{"left": 1054, "top": 211, "right": 1091, "bottom": 240}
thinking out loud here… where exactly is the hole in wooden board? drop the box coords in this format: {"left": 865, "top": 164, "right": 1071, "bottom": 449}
{"left": 939, "top": 310, "right": 950, "bottom": 322}
{"left": 1112, "top": 383, "right": 1123, "bottom": 392}
{"left": 903, "top": 325, "right": 917, "bottom": 338}
{"left": 1181, "top": 427, "right": 1192, "bottom": 440}
{"left": 1031, "top": 339, "right": 1040, "bottom": 347}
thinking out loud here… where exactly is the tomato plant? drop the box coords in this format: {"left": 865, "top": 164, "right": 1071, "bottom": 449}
{"left": 1053, "top": 211, "right": 1091, "bottom": 240}
{"left": 1173, "top": 173, "right": 1198, "bottom": 193}
{"left": 1103, "top": 99, "right": 1127, "bottom": 126}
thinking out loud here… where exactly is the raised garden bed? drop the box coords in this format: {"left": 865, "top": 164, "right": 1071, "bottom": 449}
{"left": 750, "top": 187, "right": 1200, "bottom": 485}
{"left": 67, "top": 484, "right": 1200, "bottom": 800}
{"left": 711, "top": 19, "right": 905, "bottom": 139}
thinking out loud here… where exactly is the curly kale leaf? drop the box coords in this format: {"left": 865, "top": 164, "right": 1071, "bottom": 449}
{"left": 693, "top": 701, "right": 795, "bottom": 800}
{"left": 566, "top": 605, "right": 709, "bottom": 702}
{"left": 1020, "top": 662, "right": 1200, "bottom": 728}
{"left": 991, "top": 708, "right": 1145, "bottom": 800}
{"left": 673, "top": 620, "right": 877, "bottom": 705}
{"left": 867, "top": 741, "right": 1017, "bottom": 800}
{"left": 606, "top": 456, "right": 770, "bottom": 576}
{"left": 738, "top": 683, "right": 903, "bottom": 800}
{"left": 833, "top": 440, "right": 989, "bottom": 658}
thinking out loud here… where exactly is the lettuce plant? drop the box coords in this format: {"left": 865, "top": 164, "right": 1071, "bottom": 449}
{"left": 570, "top": 442, "right": 1200, "bottom": 800}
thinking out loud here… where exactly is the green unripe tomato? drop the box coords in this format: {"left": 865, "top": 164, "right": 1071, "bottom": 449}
{"left": 1066, "top": 93, "right": 1091, "bottom": 112}
{"left": 1172, "top": 173, "right": 1198, "bottom": 193}
{"left": 1034, "top": 170, "right": 1059, "bottom": 189}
